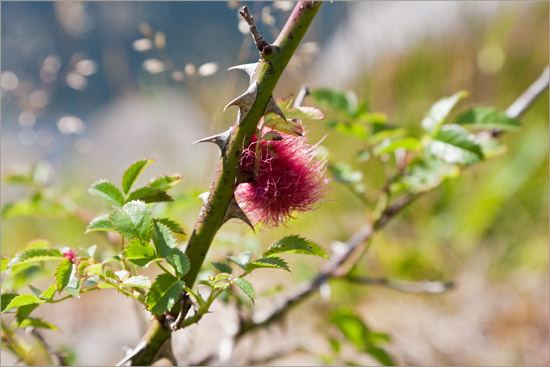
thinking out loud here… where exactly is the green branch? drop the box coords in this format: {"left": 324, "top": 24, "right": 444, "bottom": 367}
{"left": 128, "top": 2, "right": 322, "bottom": 365}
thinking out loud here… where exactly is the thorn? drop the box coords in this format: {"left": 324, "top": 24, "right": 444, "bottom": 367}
{"left": 193, "top": 127, "right": 232, "bottom": 154}
{"left": 265, "top": 96, "right": 287, "bottom": 121}
{"left": 228, "top": 62, "right": 258, "bottom": 83}
{"left": 224, "top": 83, "right": 258, "bottom": 125}
{"left": 223, "top": 196, "right": 254, "bottom": 231}
{"left": 197, "top": 191, "right": 210, "bottom": 203}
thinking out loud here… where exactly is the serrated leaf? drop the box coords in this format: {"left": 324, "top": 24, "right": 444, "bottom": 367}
{"left": 83, "top": 275, "right": 100, "bottom": 287}
{"left": 421, "top": 91, "right": 468, "bottom": 135}
{"left": 229, "top": 251, "right": 252, "bottom": 270}
{"left": 126, "top": 186, "right": 173, "bottom": 204}
{"left": 123, "top": 240, "right": 156, "bottom": 267}
{"left": 122, "top": 275, "right": 152, "bottom": 288}
{"left": 263, "top": 115, "right": 304, "bottom": 136}
{"left": 16, "top": 304, "right": 39, "bottom": 323}
{"left": 234, "top": 278, "right": 255, "bottom": 304}
{"left": 365, "top": 346, "right": 395, "bottom": 366}
{"left": 122, "top": 159, "right": 154, "bottom": 195}
{"left": 147, "top": 174, "right": 183, "bottom": 191}
{"left": 275, "top": 94, "right": 295, "bottom": 112}
{"left": 17, "top": 317, "right": 59, "bottom": 331}
{"left": 245, "top": 257, "right": 289, "bottom": 273}
{"left": 3, "top": 294, "right": 44, "bottom": 311}
{"left": 264, "top": 235, "right": 328, "bottom": 259}
{"left": 64, "top": 274, "right": 80, "bottom": 297}
{"left": 84, "top": 263, "right": 103, "bottom": 276}
{"left": 212, "top": 262, "right": 232, "bottom": 274}
{"left": 88, "top": 179, "right": 125, "bottom": 207}
{"left": 115, "top": 270, "right": 130, "bottom": 281}
{"left": 455, "top": 107, "right": 520, "bottom": 131}
{"left": 310, "top": 88, "right": 358, "bottom": 117}
{"left": 374, "top": 137, "right": 421, "bottom": 155}
{"left": 391, "top": 155, "right": 460, "bottom": 194}
{"left": 40, "top": 283, "right": 56, "bottom": 300}
{"left": 103, "top": 267, "right": 117, "bottom": 281}
{"left": 152, "top": 222, "right": 177, "bottom": 258}
{"left": 146, "top": 273, "right": 185, "bottom": 315}
{"left": 8, "top": 248, "right": 63, "bottom": 267}
{"left": 1, "top": 293, "right": 18, "bottom": 312}
{"left": 55, "top": 259, "right": 74, "bottom": 293}
{"left": 330, "top": 309, "right": 370, "bottom": 350}
{"left": 428, "top": 124, "right": 484, "bottom": 165}
{"left": 155, "top": 218, "right": 185, "bottom": 234}
{"left": 284, "top": 106, "right": 325, "bottom": 120}
{"left": 165, "top": 248, "right": 190, "bottom": 278}
{"left": 110, "top": 201, "right": 153, "bottom": 241}
{"left": 28, "top": 285, "right": 42, "bottom": 297}
{"left": 86, "top": 215, "right": 115, "bottom": 233}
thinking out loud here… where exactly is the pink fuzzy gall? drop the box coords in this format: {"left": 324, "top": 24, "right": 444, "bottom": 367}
{"left": 62, "top": 248, "right": 78, "bottom": 263}
{"left": 235, "top": 129, "right": 328, "bottom": 227}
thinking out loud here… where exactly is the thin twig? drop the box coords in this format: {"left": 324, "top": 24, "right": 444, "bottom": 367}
{"left": 239, "top": 6, "right": 271, "bottom": 55}
{"left": 342, "top": 276, "right": 454, "bottom": 294}
{"left": 30, "top": 328, "right": 67, "bottom": 366}
{"left": 505, "top": 65, "right": 549, "bottom": 119}
{"left": 294, "top": 85, "right": 311, "bottom": 107}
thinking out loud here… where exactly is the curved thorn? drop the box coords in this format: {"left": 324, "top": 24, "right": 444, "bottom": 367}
{"left": 228, "top": 62, "right": 258, "bottom": 83}
{"left": 223, "top": 196, "right": 254, "bottom": 232}
{"left": 193, "top": 127, "right": 232, "bottom": 153}
{"left": 265, "top": 96, "right": 287, "bottom": 121}
{"left": 197, "top": 191, "right": 210, "bottom": 203}
{"left": 224, "top": 83, "right": 258, "bottom": 125}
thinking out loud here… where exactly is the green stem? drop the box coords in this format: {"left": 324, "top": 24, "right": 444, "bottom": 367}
{"left": 130, "top": 2, "right": 322, "bottom": 365}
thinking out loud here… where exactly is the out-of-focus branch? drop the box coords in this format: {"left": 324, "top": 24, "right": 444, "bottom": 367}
{"left": 30, "top": 328, "right": 67, "bottom": 366}
{"left": 342, "top": 276, "right": 454, "bottom": 294}
{"left": 505, "top": 65, "right": 549, "bottom": 119}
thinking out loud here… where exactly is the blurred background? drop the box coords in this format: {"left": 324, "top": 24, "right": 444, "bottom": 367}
{"left": 1, "top": 1, "right": 548, "bottom": 366}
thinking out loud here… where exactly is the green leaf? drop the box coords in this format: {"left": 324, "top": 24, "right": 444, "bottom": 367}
{"left": 421, "top": 91, "right": 468, "bottom": 135}
{"left": 329, "top": 163, "right": 363, "bottom": 185}
{"left": 330, "top": 309, "right": 370, "bottom": 350}
{"left": 3, "top": 294, "right": 44, "bottom": 311}
{"left": 123, "top": 240, "right": 156, "bottom": 267}
{"left": 311, "top": 88, "right": 358, "bottom": 117}
{"left": 152, "top": 222, "right": 178, "bottom": 258}
{"left": 122, "top": 159, "right": 154, "bottom": 195}
{"left": 40, "top": 283, "right": 56, "bottom": 300}
{"left": 84, "top": 263, "right": 103, "bottom": 276}
{"left": 366, "top": 346, "right": 395, "bottom": 366}
{"left": 228, "top": 252, "right": 252, "bottom": 270}
{"left": 81, "top": 245, "right": 97, "bottom": 259}
{"left": 245, "top": 257, "right": 289, "bottom": 273}
{"left": 284, "top": 106, "right": 325, "bottom": 120}
{"left": 85, "top": 215, "right": 115, "bottom": 233}
{"left": 17, "top": 318, "right": 59, "bottom": 331}
{"left": 83, "top": 276, "right": 100, "bottom": 287}
{"left": 127, "top": 186, "right": 173, "bottom": 204}
{"left": 16, "top": 304, "right": 39, "bottom": 323}
{"left": 263, "top": 115, "right": 304, "bottom": 136}
{"left": 391, "top": 155, "right": 460, "bottom": 194}
{"left": 455, "top": 107, "right": 520, "bottom": 131}
{"left": 88, "top": 179, "right": 125, "bottom": 207}
{"left": 374, "top": 137, "right": 422, "bottom": 155}
{"left": 110, "top": 201, "right": 153, "bottom": 241}
{"left": 428, "top": 124, "right": 484, "bottom": 165}
{"left": 55, "top": 259, "right": 74, "bottom": 293}
{"left": 121, "top": 275, "right": 152, "bottom": 288}
{"left": 155, "top": 218, "right": 185, "bottom": 234}
{"left": 8, "top": 248, "right": 63, "bottom": 267}
{"left": 147, "top": 174, "right": 183, "bottom": 191}
{"left": 212, "top": 261, "right": 233, "bottom": 274}
{"left": 64, "top": 273, "right": 81, "bottom": 297}
{"left": 165, "top": 248, "right": 190, "bottom": 278}
{"left": 146, "top": 273, "right": 185, "bottom": 315}
{"left": 264, "top": 235, "right": 328, "bottom": 259}
{"left": 1, "top": 293, "right": 18, "bottom": 312}
{"left": 234, "top": 278, "right": 255, "bottom": 304}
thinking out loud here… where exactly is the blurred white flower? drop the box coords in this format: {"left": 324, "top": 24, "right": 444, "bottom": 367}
{"left": 57, "top": 115, "right": 86, "bottom": 135}
{"left": 143, "top": 59, "right": 165, "bottom": 74}
{"left": 75, "top": 59, "right": 98, "bottom": 76}
{"left": 1, "top": 71, "right": 19, "bottom": 91}
{"left": 66, "top": 72, "right": 88, "bottom": 90}
{"left": 133, "top": 38, "right": 153, "bottom": 52}
{"left": 198, "top": 62, "right": 218, "bottom": 77}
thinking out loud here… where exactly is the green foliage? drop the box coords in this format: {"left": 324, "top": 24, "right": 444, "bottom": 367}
{"left": 165, "top": 248, "right": 190, "bottom": 278}
{"left": 110, "top": 201, "right": 154, "bottom": 242}
{"left": 264, "top": 235, "right": 328, "bottom": 259}
{"left": 245, "top": 256, "right": 289, "bottom": 272}
{"left": 121, "top": 159, "right": 154, "bottom": 195}
{"left": 17, "top": 317, "right": 59, "bottom": 331}
{"left": 155, "top": 217, "right": 185, "bottom": 234}
{"left": 229, "top": 251, "right": 252, "bottom": 270}
{"left": 152, "top": 221, "right": 177, "bottom": 258}
{"left": 85, "top": 214, "right": 115, "bottom": 233}
{"left": 2, "top": 294, "right": 44, "bottom": 312}
{"left": 146, "top": 273, "right": 185, "bottom": 314}
{"left": 55, "top": 259, "right": 74, "bottom": 293}
{"left": 263, "top": 94, "right": 325, "bottom": 137}
{"left": 88, "top": 179, "right": 126, "bottom": 207}
{"left": 428, "top": 124, "right": 484, "bottom": 165}
{"left": 421, "top": 91, "right": 468, "bottom": 135}
{"left": 212, "top": 261, "right": 233, "bottom": 274}
{"left": 123, "top": 240, "right": 156, "bottom": 267}
{"left": 455, "top": 107, "right": 520, "bottom": 131}
{"left": 8, "top": 248, "right": 63, "bottom": 267}
{"left": 329, "top": 309, "right": 395, "bottom": 366}
{"left": 122, "top": 275, "right": 152, "bottom": 288}
{"left": 234, "top": 278, "right": 255, "bottom": 304}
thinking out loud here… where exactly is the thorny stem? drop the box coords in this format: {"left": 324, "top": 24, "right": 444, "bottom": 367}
{"left": 128, "top": 3, "right": 322, "bottom": 365}
{"left": 30, "top": 328, "right": 68, "bottom": 366}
